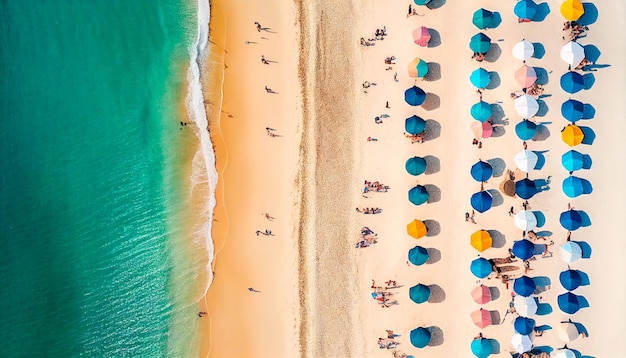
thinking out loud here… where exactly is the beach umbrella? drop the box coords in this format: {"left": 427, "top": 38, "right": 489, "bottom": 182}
{"left": 515, "top": 65, "right": 537, "bottom": 88}
{"left": 560, "top": 41, "right": 585, "bottom": 67}
{"left": 512, "top": 39, "right": 534, "bottom": 60}
{"left": 471, "top": 230, "right": 492, "bottom": 252}
{"left": 514, "top": 210, "right": 537, "bottom": 231}
{"left": 560, "top": 71, "right": 585, "bottom": 94}
{"left": 471, "top": 337, "right": 492, "bottom": 358}
{"left": 409, "top": 283, "right": 431, "bottom": 304}
{"left": 410, "top": 327, "right": 431, "bottom": 348}
{"left": 471, "top": 121, "right": 493, "bottom": 139}
{"left": 511, "top": 333, "right": 533, "bottom": 354}
{"left": 471, "top": 308, "right": 492, "bottom": 328}
{"left": 407, "top": 219, "right": 427, "bottom": 239}
{"left": 471, "top": 191, "right": 493, "bottom": 213}
{"left": 561, "top": 99, "right": 585, "bottom": 122}
{"left": 559, "top": 268, "right": 583, "bottom": 291}
{"left": 554, "top": 349, "right": 577, "bottom": 358}
{"left": 472, "top": 8, "right": 494, "bottom": 30}
{"left": 407, "top": 57, "right": 429, "bottom": 78}
{"left": 471, "top": 285, "right": 492, "bottom": 304}
{"left": 414, "top": 0, "right": 431, "bottom": 5}
{"left": 470, "top": 33, "right": 491, "bottom": 54}
{"left": 405, "top": 115, "right": 427, "bottom": 134}
{"left": 560, "top": 241, "right": 583, "bottom": 263}
{"left": 413, "top": 26, "right": 431, "bottom": 47}
{"left": 562, "top": 175, "right": 593, "bottom": 198}
{"left": 471, "top": 101, "right": 492, "bottom": 122}
{"left": 470, "top": 68, "right": 491, "bottom": 89}
{"left": 562, "top": 150, "right": 592, "bottom": 171}
{"left": 512, "top": 239, "right": 535, "bottom": 261}
{"left": 409, "top": 185, "right": 429, "bottom": 205}
{"left": 471, "top": 160, "right": 493, "bottom": 182}
{"left": 561, "top": 0, "right": 584, "bottom": 21}
{"left": 561, "top": 124, "right": 584, "bottom": 146}
{"left": 404, "top": 86, "right": 426, "bottom": 106}
{"left": 513, "top": 275, "right": 537, "bottom": 297}
{"left": 408, "top": 245, "right": 430, "bottom": 266}
{"left": 557, "top": 321, "right": 579, "bottom": 342}
{"left": 515, "top": 120, "right": 537, "bottom": 141}
{"left": 560, "top": 209, "right": 583, "bottom": 231}
{"left": 471, "top": 257, "right": 493, "bottom": 279}
{"left": 514, "top": 150, "right": 539, "bottom": 172}
{"left": 514, "top": 94, "right": 539, "bottom": 118}
{"left": 514, "top": 0, "right": 538, "bottom": 20}
{"left": 515, "top": 178, "right": 538, "bottom": 200}
{"left": 502, "top": 179, "right": 516, "bottom": 197}
{"left": 558, "top": 292, "right": 588, "bottom": 314}
{"left": 514, "top": 295, "right": 538, "bottom": 316}
{"left": 406, "top": 156, "right": 427, "bottom": 176}
{"left": 514, "top": 317, "right": 536, "bottom": 335}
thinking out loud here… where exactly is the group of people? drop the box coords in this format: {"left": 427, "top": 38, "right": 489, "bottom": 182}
{"left": 363, "top": 180, "right": 390, "bottom": 193}
{"left": 471, "top": 52, "right": 485, "bottom": 62}
{"left": 355, "top": 227, "right": 378, "bottom": 248}
{"left": 356, "top": 207, "right": 382, "bottom": 214}
{"left": 403, "top": 131, "right": 425, "bottom": 144}
{"left": 371, "top": 286, "right": 394, "bottom": 308}
{"left": 563, "top": 21, "right": 589, "bottom": 41}
{"left": 359, "top": 25, "right": 388, "bottom": 46}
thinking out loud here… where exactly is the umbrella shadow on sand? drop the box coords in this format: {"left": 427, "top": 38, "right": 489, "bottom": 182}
{"left": 486, "top": 157, "right": 506, "bottom": 177}
{"left": 487, "top": 339, "right": 501, "bottom": 354}
{"left": 536, "top": 100, "right": 549, "bottom": 117}
{"left": 423, "top": 155, "right": 440, "bottom": 174}
{"left": 532, "top": 42, "right": 545, "bottom": 59}
{"left": 427, "top": 284, "right": 446, "bottom": 303}
{"left": 423, "top": 219, "right": 441, "bottom": 236}
{"left": 424, "top": 62, "right": 441, "bottom": 81}
{"left": 533, "top": 124, "right": 551, "bottom": 141}
{"left": 487, "top": 229, "right": 506, "bottom": 248}
{"left": 487, "top": 189, "right": 503, "bottom": 207}
{"left": 424, "top": 184, "right": 441, "bottom": 203}
{"left": 422, "top": 94, "right": 440, "bottom": 111}
{"left": 533, "top": 67, "right": 549, "bottom": 85}
{"left": 488, "top": 286, "right": 501, "bottom": 301}
{"left": 489, "top": 310, "right": 502, "bottom": 325}
{"left": 427, "top": 326, "right": 444, "bottom": 346}
{"left": 485, "top": 72, "right": 501, "bottom": 90}
{"left": 484, "top": 43, "right": 502, "bottom": 63}
{"left": 426, "top": 248, "right": 441, "bottom": 264}
{"left": 426, "top": 0, "right": 446, "bottom": 10}
{"left": 424, "top": 119, "right": 441, "bottom": 140}
{"left": 531, "top": 3, "right": 550, "bottom": 22}
{"left": 427, "top": 28, "right": 441, "bottom": 48}
{"left": 578, "top": 3, "right": 599, "bottom": 26}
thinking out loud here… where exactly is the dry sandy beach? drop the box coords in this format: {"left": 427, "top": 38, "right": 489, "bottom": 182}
{"left": 199, "top": 0, "right": 626, "bottom": 357}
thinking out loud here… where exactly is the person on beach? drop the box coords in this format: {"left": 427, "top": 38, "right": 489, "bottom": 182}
{"left": 262, "top": 212, "right": 274, "bottom": 221}
{"left": 367, "top": 136, "right": 378, "bottom": 141}
{"left": 509, "top": 206, "right": 515, "bottom": 216}
{"left": 477, "top": 141, "right": 482, "bottom": 149}
{"left": 374, "top": 116, "right": 382, "bottom": 124}
{"left": 254, "top": 22, "right": 262, "bottom": 32}
{"left": 261, "top": 55, "right": 269, "bottom": 65}
{"left": 265, "top": 86, "right": 276, "bottom": 93}
{"left": 198, "top": 311, "right": 207, "bottom": 317}
{"left": 393, "top": 73, "right": 398, "bottom": 82}
{"left": 248, "top": 287, "right": 260, "bottom": 292}
{"left": 465, "top": 212, "right": 471, "bottom": 222}
{"left": 255, "top": 230, "right": 261, "bottom": 236}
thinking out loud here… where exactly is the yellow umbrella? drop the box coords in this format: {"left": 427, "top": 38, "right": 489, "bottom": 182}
{"left": 561, "top": 124, "right": 584, "bottom": 147}
{"left": 470, "top": 230, "right": 492, "bottom": 252}
{"left": 407, "top": 219, "right": 427, "bottom": 239}
{"left": 560, "top": 0, "right": 584, "bottom": 21}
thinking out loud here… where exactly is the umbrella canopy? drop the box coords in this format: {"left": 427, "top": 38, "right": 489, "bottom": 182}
{"left": 413, "top": 26, "right": 431, "bottom": 47}
{"left": 557, "top": 321, "right": 579, "bottom": 342}
{"left": 512, "top": 239, "right": 535, "bottom": 261}
{"left": 471, "top": 308, "right": 492, "bottom": 328}
{"left": 414, "top": 0, "right": 431, "bottom": 5}
{"left": 409, "top": 185, "right": 429, "bottom": 205}
{"left": 405, "top": 86, "right": 427, "bottom": 106}
{"left": 470, "top": 33, "right": 491, "bottom": 54}
{"left": 471, "top": 101, "right": 492, "bottom": 122}
{"left": 405, "top": 115, "right": 427, "bottom": 134}
{"left": 560, "top": 241, "right": 583, "bottom": 263}
{"left": 406, "top": 156, "right": 427, "bottom": 176}
{"left": 514, "top": 0, "right": 538, "bottom": 20}
{"left": 471, "top": 191, "right": 493, "bottom": 213}
{"left": 515, "top": 178, "right": 538, "bottom": 200}
{"left": 560, "top": 41, "right": 585, "bottom": 67}
{"left": 471, "top": 121, "right": 493, "bottom": 139}
{"left": 514, "top": 317, "right": 536, "bottom": 335}
{"left": 559, "top": 268, "right": 583, "bottom": 291}
{"left": 514, "top": 150, "right": 539, "bottom": 172}
{"left": 408, "top": 245, "right": 430, "bottom": 266}
{"left": 471, "top": 285, "right": 492, "bottom": 304}
{"left": 511, "top": 333, "right": 533, "bottom": 354}
{"left": 555, "top": 349, "right": 577, "bottom": 358}
{"left": 471, "top": 230, "right": 493, "bottom": 252}
{"left": 563, "top": 175, "right": 593, "bottom": 198}
{"left": 471, "top": 257, "right": 493, "bottom": 279}
{"left": 409, "top": 283, "right": 431, "bottom": 304}
{"left": 408, "top": 57, "right": 429, "bottom": 78}
{"left": 560, "top": 209, "right": 583, "bottom": 230}
{"left": 514, "top": 94, "right": 539, "bottom": 118}
{"left": 471, "top": 160, "right": 493, "bottom": 182}
{"left": 471, "top": 337, "right": 493, "bottom": 358}
{"left": 513, "top": 275, "right": 537, "bottom": 297}
{"left": 470, "top": 68, "right": 491, "bottom": 89}
{"left": 407, "top": 219, "right": 427, "bottom": 239}
{"left": 515, "top": 119, "right": 537, "bottom": 141}
{"left": 561, "top": 99, "right": 584, "bottom": 122}
{"left": 410, "top": 327, "right": 431, "bottom": 348}
{"left": 514, "top": 210, "right": 537, "bottom": 231}
{"left": 560, "top": 71, "right": 585, "bottom": 94}
{"left": 514, "top": 295, "right": 538, "bottom": 316}
{"left": 512, "top": 39, "right": 534, "bottom": 60}
{"left": 561, "top": 0, "right": 584, "bottom": 20}
{"left": 558, "top": 292, "right": 588, "bottom": 314}
{"left": 562, "top": 124, "right": 584, "bottom": 146}
{"left": 515, "top": 65, "right": 537, "bottom": 88}
{"left": 562, "top": 150, "right": 592, "bottom": 171}
{"left": 473, "top": 8, "right": 494, "bottom": 29}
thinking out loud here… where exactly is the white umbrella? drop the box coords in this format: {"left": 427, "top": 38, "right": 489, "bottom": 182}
{"left": 557, "top": 321, "right": 579, "bottom": 342}
{"left": 560, "top": 241, "right": 583, "bottom": 262}
{"left": 514, "top": 150, "right": 539, "bottom": 172}
{"left": 560, "top": 41, "right": 585, "bottom": 67}
{"left": 554, "top": 349, "right": 576, "bottom": 358}
{"left": 514, "top": 295, "right": 538, "bottom": 317}
{"left": 511, "top": 333, "right": 533, "bottom": 354}
{"left": 514, "top": 210, "right": 537, "bottom": 231}
{"left": 512, "top": 39, "right": 534, "bottom": 61}
{"left": 515, "top": 94, "right": 539, "bottom": 118}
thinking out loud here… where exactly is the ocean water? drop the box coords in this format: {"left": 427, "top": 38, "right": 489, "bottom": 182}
{"left": 0, "top": 1, "right": 214, "bottom": 356}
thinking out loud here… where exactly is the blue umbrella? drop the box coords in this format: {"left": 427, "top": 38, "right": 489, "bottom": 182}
{"left": 561, "top": 99, "right": 584, "bottom": 122}
{"left": 471, "top": 338, "right": 493, "bottom": 358}
{"left": 513, "top": 275, "right": 537, "bottom": 297}
{"left": 560, "top": 71, "right": 585, "bottom": 94}
{"left": 562, "top": 150, "right": 592, "bottom": 171}
{"left": 473, "top": 8, "right": 494, "bottom": 30}
{"left": 557, "top": 292, "right": 588, "bottom": 314}
{"left": 471, "top": 191, "right": 493, "bottom": 213}
{"left": 408, "top": 245, "right": 430, "bottom": 266}
{"left": 405, "top": 115, "right": 427, "bottom": 134}
{"left": 471, "top": 160, "right": 493, "bottom": 182}
{"left": 514, "top": 317, "right": 536, "bottom": 335}
{"left": 410, "top": 327, "right": 431, "bottom": 348}
{"left": 512, "top": 239, "right": 535, "bottom": 261}
{"left": 470, "top": 68, "right": 491, "bottom": 88}
{"left": 409, "top": 185, "right": 429, "bottom": 205}
{"left": 406, "top": 156, "right": 427, "bottom": 176}
{"left": 559, "top": 269, "right": 583, "bottom": 291}
{"left": 560, "top": 209, "right": 583, "bottom": 230}
{"left": 562, "top": 176, "right": 593, "bottom": 198}
{"left": 515, "top": 178, "right": 538, "bottom": 199}
{"left": 409, "top": 283, "right": 431, "bottom": 304}
{"left": 471, "top": 101, "right": 492, "bottom": 122}
{"left": 515, "top": 120, "right": 537, "bottom": 141}
{"left": 405, "top": 86, "right": 427, "bottom": 106}
{"left": 514, "top": 0, "right": 538, "bottom": 20}
{"left": 470, "top": 257, "right": 493, "bottom": 278}
{"left": 470, "top": 33, "right": 491, "bottom": 54}
{"left": 414, "top": 0, "right": 431, "bottom": 5}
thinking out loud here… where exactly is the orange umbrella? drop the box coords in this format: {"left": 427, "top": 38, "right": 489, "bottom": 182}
{"left": 561, "top": 124, "right": 584, "bottom": 146}
{"left": 471, "top": 284, "right": 492, "bottom": 304}
{"left": 470, "top": 230, "right": 492, "bottom": 252}
{"left": 471, "top": 308, "right": 492, "bottom": 328}
{"left": 413, "top": 26, "right": 431, "bottom": 47}
{"left": 514, "top": 65, "right": 537, "bottom": 88}
{"left": 407, "top": 219, "right": 427, "bottom": 239}
{"left": 561, "top": 0, "right": 584, "bottom": 21}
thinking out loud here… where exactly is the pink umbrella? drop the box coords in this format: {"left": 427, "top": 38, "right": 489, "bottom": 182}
{"left": 515, "top": 65, "right": 537, "bottom": 88}
{"left": 471, "top": 308, "right": 492, "bottom": 328}
{"left": 471, "top": 285, "right": 492, "bottom": 304}
{"left": 471, "top": 121, "right": 493, "bottom": 139}
{"left": 413, "top": 26, "right": 431, "bottom": 47}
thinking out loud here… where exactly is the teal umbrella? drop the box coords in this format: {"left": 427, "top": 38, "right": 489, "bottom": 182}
{"left": 406, "top": 156, "right": 427, "bottom": 176}
{"left": 473, "top": 8, "right": 494, "bottom": 30}
{"left": 470, "top": 257, "right": 492, "bottom": 278}
{"left": 408, "top": 245, "right": 430, "bottom": 266}
{"left": 562, "top": 175, "right": 593, "bottom": 198}
{"left": 414, "top": 0, "right": 431, "bottom": 5}
{"left": 409, "top": 283, "right": 431, "bottom": 304}
{"left": 470, "top": 68, "right": 491, "bottom": 88}
{"left": 515, "top": 119, "right": 537, "bottom": 140}
{"left": 471, "top": 101, "right": 492, "bottom": 122}
{"left": 409, "top": 185, "right": 429, "bottom": 205}
{"left": 514, "top": 0, "right": 538, "bottom": 20}
{"left": 471, "top": 337, "right": 492, "bottom": 358}
{"left": 410, "top": 327, "right": 431, "bottom": 348}
{"left": 405, "top": 115, "right": 427, "bottom": 134}
{"left": 415, "top": 58, "right": 429, "bottom": 78}
{"left": 470, "top": 33, "right": 491, "bottom": 54}
{"left": 561, "top": 150, "right": 592, "bottom": 172}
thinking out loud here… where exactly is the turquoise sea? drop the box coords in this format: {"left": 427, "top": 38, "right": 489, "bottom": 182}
{"left": 0, "top": 1, "right": 215, "bottom": 356}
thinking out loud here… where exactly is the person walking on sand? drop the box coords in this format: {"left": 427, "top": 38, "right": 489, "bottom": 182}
{"left": 261, "top": 55, "right": 269, "bottom": 65}
{"left": 248, "top": 287, "right": 260, "bottom": 292}
{"left": 262, "top": 212, "right": 274, "bottom": 221}
{"left": 254, "top": 22, "right": 262, "bottom": 32}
